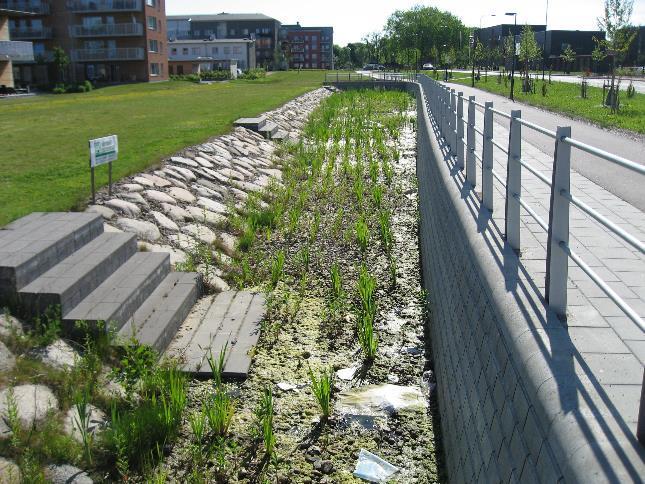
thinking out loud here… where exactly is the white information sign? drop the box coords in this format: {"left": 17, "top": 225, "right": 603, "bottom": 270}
{"left": 89, "top": 135, "right": 118, "bottom": 167}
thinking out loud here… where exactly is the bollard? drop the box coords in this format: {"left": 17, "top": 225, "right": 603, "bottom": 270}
{"left": 505, "top": 110, "right": 522, "bottom": 251}
{"left": 457, "top": 92, "right": 465, "bottom": 170}
{"left": 546, "top": 126, "right": 572, "bottom": 316}
{"left": 466, "top": 96, "right": 476, "bottom": 185}
{"left": 482, "top": 102, "right": 494, "bottom": 211}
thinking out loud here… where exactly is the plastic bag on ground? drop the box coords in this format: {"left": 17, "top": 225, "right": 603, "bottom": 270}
{"left": 353, "top": 448, "right": 400, "bottom": 483}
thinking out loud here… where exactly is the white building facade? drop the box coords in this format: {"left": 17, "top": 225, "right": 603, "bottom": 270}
{"left": 168, "top": 38, "right": 255, "bottom": 75}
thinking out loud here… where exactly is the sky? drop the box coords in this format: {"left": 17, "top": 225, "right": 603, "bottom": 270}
{"left": 166, "top": 0, "right": 645, "bottom": 46}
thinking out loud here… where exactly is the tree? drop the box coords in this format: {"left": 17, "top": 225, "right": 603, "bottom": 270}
{"left": 597, "top": 0, "right": 634, "bottom": 41}
{"left": 518, "top": 24, "right": 541, "bottom": 92}
{"left": 560, "top": 45, "right": 576, "bottom": 73}
{"left": 52, "top": 46, "right": 70, "bottom": 83}
{"left": 473, "top": 40, "right": 485, "bottom": 78}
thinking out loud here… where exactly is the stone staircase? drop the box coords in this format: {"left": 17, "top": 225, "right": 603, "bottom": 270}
{"left": 234, "top": 117, "right": 287, "bottom": 141}
{"left": 0, "top": 212, "right": 265, "bottom": 378}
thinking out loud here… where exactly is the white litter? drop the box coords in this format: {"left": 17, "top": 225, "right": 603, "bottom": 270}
{"left": 276, "top": 382, "right": 297, "bottom": 391}
{"left": 353, "top": 448, "right": 400, "bottom": 483}
{"left": 336, "top": 366, "right": 358, "bottom": 381}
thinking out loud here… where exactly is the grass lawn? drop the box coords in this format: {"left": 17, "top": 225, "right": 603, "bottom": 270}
{"left": 0, "top": 71, "right": 326, "bottom": 227}
{"left": 450, "top": 75, "right": 645, "bottom": 134}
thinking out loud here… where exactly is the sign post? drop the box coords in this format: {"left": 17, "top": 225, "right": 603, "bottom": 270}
{"left": 89, "top": 135, "right": 118, "bottom": 204}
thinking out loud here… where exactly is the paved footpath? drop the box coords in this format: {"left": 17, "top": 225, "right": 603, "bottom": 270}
{"left": 433, "top": 80, "right": 645, "bottom": 440}
{"left": 442, "top": 82, "right": 645, "bottom": 211}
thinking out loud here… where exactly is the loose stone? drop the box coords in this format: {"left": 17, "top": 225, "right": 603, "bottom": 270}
{"left": 144, "top": 190, "right": 176, "bottom": 205}
{"left": 0, "top": 384, "right": 58, "bottom": 432}
{"left": 168, "top": 187, "right": 196, "bottom": 203}
{"left": 64, "top": 404, "right": 106, "bottom": 443}
{"left": 116, "top": 218, "right": 161, "bottom": 242}
{"left": 104, "top": 199, "right": 141, "bottom": 217}
{"left": 45, "top": 464, "right": 93, "bottom": 484}
{"left": 151, "top": 211, "right": 180, "bottom": 232}
{"left": 33, "top": 339, "right": 78, "bottom": 369}
{"left": 86, "top": 204, "right": 115, "bottom": 220}
{"left": 161, "top": 203, "right": 193, "bottom": 222}
{"left": 121, "top": 183, "right": 144, "bottom": 192}
{"left": 0, "top": 313, "right": 23, "bottom": 337}
{"left": 186, "top": 206, "right": 226, "bottom": 226}
{"left": 197, "top": 197, "right": 227, "bottom": 215}
{"left": 0, "top": 457, "right": 21, "bottom": 483}
{"left": 0, "top": 341, "right": 15, "bottom": 373}
{"left": 182, "top": 224, "right": 217, "bottom": 245}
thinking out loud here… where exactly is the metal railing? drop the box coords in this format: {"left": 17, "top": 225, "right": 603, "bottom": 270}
{"left": 0, "top": 0, "right": 50, "bottom": 14}
{"left": 66, "top": 0, "right": 142, "bottom": 12}
{"left": 69, "top": 23, "right": 143, "bottom": 37}
{"left": 417, "top": 73, "right": 645, "bottom": 333}
{"left": 9, "top": 27, "right": 53, "bottom": 39}
{"left": 0, "top": 40, "right": 34, "bottom": 62}
{"left": 324, "top": 71, "right": 416, "bottom": 84}
{"left": 71, "top": 47, "right": 144, "bottom": 61}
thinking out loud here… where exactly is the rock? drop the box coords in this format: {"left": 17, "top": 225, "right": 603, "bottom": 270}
{"left": 118, "top": 192, "right": 148, "bottom": 206}
{"left": 33, "top": 339, "right": 78, "bottom": 369}
{"left": 197, "top": 197, "right": 228, "bottom": 215}
{"left": 139, "top": 173, "right": 172, "bottom": 188}
{"left": 104, "top": 199, "right": 141, "bottom": 217}
{"left": 86, "top": 204, "right": 115, "bottom": 220}
{"left": 167, "top": 233, "right": 200, "bottom": 252}
{"left": 121, "top": 183, "right": 144, "bottom": 192}
{"left": 229, "top": 187, "right": 248, "bottom": 201}
{"left": 138, "top": 242, "right": 187, "bottom": 266}
{"left": 170, "top": 165, "right": 197, "bottom": 182}
{"left": 116, "top": 218, "right": 161, "bottom": 242}
{"left": 64, "top": 404, "right": 106, "bottom": 443}
{"left": 143, "top": 189, "right": 176, "bottom": 205}
{"left": 132, "top": 176, "right": 155, "bottom": 187}
{"left": 192, "top": 184, "right": 222, "bottom": 200}
{"left": 170, "top": 156, "right": 199, "bottom": 168}
{"left": 336, "top": 366, "right": 358, "bottom": 381}
{"left": 314, "top": 460, "right": 334, "bottom": 474}
{"left": 0, "top": 457, "right": 21, "bottom": 483}
{"left": 151, "top": 211, "right": 179, "bottom": 232}
{"left": 161, "top": 203, "right": 193, "bottom": 222}
{"left": 217, "top": 168, "right": 245, "bottom": 181}
{"left": 0, "top": 313, "right": 23, "bottom": 337}
{"left": 168, "top": 187, "right": 196, "bottom": 203}
{"left": 45, "top": 464, "right": 93, "bottom": 484}
{"left": 182, "top": 224, "right": 217, "bottom": 245}
{"left": 203, "top": 273, "right": 230, "bottom": 292}
{"left": 0, "top": 384, "right": 58, "bottom": 432}
{"left": 277, "top": 382, "right": 297, "bottom": 392}
{"left": 186, "top": 207, "right": 226, "bottom": 226}
{"left": 0, "top": 341, "right": 15, "bottom": 373}
{"left": 194, "top": 156, "right": 214, "bottom": 168}
{"left": 216, "top": 232, "right": 237, "bottom": 257}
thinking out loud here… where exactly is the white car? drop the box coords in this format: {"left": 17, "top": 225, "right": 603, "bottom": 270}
{"left": 422, "top": 63, "right": 434, "bottom": 70}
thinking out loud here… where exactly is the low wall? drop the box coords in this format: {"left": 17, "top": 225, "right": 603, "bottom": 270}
{"left": 334, "top": 81, "right": 644, "bottom": 482}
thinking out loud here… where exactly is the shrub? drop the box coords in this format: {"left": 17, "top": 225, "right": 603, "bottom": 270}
{"left": 239, "top": 68, "right": 267, "bottom": 80}
{"left": 52, "top": 84, "right": 66, "bottom": 94}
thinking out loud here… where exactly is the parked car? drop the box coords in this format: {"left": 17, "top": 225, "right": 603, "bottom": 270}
{"left": 422, "top": 63, "right": 434, "bottom": 70}
{"left": 363, "top": 64, "right": 378, "bottom": 70}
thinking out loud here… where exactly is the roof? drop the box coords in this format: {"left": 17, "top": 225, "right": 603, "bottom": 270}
{"left": 281, "top": 24, "right": 333, "bottom": 31}
{"left": 167, "top": 13, "right": 278, "bottom": 23}
{"left": 0, "top": 7, "right": 36, "bottom": 17}
{"left": 168, "top": 38, "right": 254, "bottom": 44}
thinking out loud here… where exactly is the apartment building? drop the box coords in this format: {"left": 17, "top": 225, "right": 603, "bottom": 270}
{"left": 1, "top": 5, "right": 34, "bottom": 88}
{"left": 168, "top": 38, "right": 255, "bottom": 75}
{"left": 5, "top": 0, "right": 168, "bottom": 86}
{"left": 167, "top": 13, "right": 279, "bottom": 68}
{"left": 279, "top": 23, "right": 333, "bottom": 69}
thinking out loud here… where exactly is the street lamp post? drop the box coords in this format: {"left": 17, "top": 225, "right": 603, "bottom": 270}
{"left": 505, "top": 12, "right": 517, "bottom": 101}
{"left": 470, "top": 33, "right": 475, "bottom": 87}
{"left": 443, "top": 43, "right": 448, "bottom": 81}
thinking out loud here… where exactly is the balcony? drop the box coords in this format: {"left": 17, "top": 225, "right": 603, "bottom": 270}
{"left": 71, "top": 47, "right": 144, "bottom": 61}
{"left": 66, "top": 0, "right": 142, "bottom": 13}
{"left": 10, "top": 27, "right": 53, "bottom": 39}
{"left": 0, "top": 1, "right": 50, "bottom": 14}
{"left": 70, "top": 23, "right": 143, "bottom": 37}
{"left": 0, "top": 40, "right": 34, "bottom": 62}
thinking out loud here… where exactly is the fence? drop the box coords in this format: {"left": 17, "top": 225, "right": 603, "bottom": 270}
{"left": 417, "top": 73, "right": 645, "bottom": 335}
{"left": 324, "top": 71, "right": 417, "bottom": 84}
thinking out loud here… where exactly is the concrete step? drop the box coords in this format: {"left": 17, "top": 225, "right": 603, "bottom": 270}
{"left": 0, "top": 213, "right": 103, "bottom": 304}
{"left": 163, "top": 291, "right": 265, "bottom": 378}
{"left": 117, "top": 272, "right": 202, "bottom": 351}
{"left": 258, "top": 121, "right": 279, "bottom": 139}
{"left": 19, "top": 232, "right": 137, "bottom": 318}
{"left": 63, "top": 252, "right": 170, "bottom": 331}
{"left": 234, "top": 117, "right": 267, "bottom": 130}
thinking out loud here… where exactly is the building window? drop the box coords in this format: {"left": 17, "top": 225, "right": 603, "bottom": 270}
{"left": 223, "top": 46, "right": 231, "bottom": 55}
{"left": 169, "top": 65, "right": 174, "bottom": 74}
{"left": 150, "top": 63, "right": 160, "bottom": 76}
{"left": 147, "top": 16, "right": 157, "bottom": 30}
{"left": 229, "top": 29, "right": 236, "bottom": 36}
{"left": 312, "top": 35, "right": 318, "bottom": 41}
{"left": 262, "top": 28, "right": 269, "bottom": 34}
{"left": 212, "top": 47, "right": 219, "bottom": 54}
{"left": 233, "top": 46, "right": 242, "bottom": 54}
{"left": 192, "top": 47, "right": 200, "bottom": 55}
{"left": 149, "top": 39, "right": 159, "bottom": 52}
{"left": 146, "top": 0, "right": 155, "bottom": 6}
{"left": 182, "top": 47, "right": 188, "bottom": 55}
{"left": 242, "top": 28, "right": 248, "bottom": 35}
{"left": 171, "top": 48, "right": 177, "bottom": 55}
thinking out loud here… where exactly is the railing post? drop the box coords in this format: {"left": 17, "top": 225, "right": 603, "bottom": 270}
{"left": 457, "top": 92, "right": 465, "bottom": 170}
{"left": 441, "top": 87, "right": 448, "bottom": 140}
{"left": 546, "top": 126, "right": 572, "bottom": 317}
{"left": 505, "top": 110, "right": 522, "bottom": 251}
{"left": 450, "top": 89, "right": 457, "bottom": 155}
{"left": 482, "top": 101, "right": 494, "bottom": 211}
{"left": 638, "top": 369, "right": 645, "bottom": 445}
{"left": 466, "top": 96, "right": 476, "bottom": 185}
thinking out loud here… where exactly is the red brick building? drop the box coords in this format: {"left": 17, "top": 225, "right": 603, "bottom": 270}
{"left": 5, "top": 0, "right": 168, "bottom": 86}
{"left": 279, "top": 23, "right": 333, "bottom": 69}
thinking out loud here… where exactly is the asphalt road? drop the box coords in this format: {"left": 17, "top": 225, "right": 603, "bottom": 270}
{"left": 441, "top": 82, "right": 645, "bottom": 211}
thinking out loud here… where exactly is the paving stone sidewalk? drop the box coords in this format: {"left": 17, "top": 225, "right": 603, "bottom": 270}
{"left": 448, "top": 102, "right": 645, "bottom": 433}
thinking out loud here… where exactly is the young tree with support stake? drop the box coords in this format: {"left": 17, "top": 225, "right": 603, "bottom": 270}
{"left": 560, "top": 46, "right": 576, "bottom": 74}
{"left": 518, "top": 24, "right": 541, "bottom": 93}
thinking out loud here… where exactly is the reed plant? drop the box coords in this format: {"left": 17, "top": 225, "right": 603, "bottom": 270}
{"left": 308, "top": 366, "right": 334, "bottom": 421}
{"left": 355, "top": 216, "right": 370, "bottom": 255}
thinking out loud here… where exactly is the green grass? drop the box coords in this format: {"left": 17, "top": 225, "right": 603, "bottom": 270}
{"left": 450, "top": 75, "right": 645, "bottom": 134}
{"left": 0, "top": 71, "right": 326, "bottom": 227}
